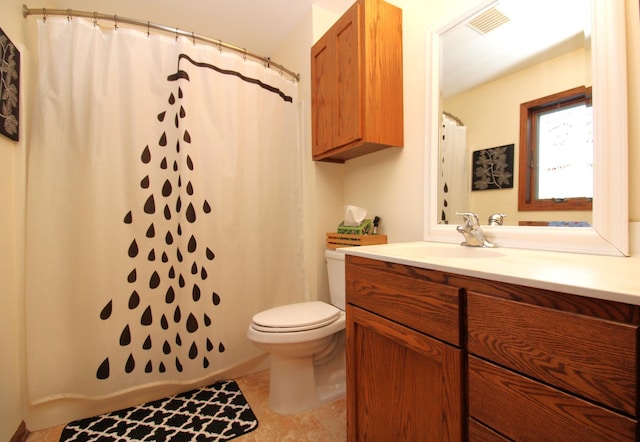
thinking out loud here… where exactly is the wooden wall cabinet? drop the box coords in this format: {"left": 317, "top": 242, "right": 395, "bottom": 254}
{"left": 345, "top": 254, "right": 640, "bottom": 441}
{"left": 311, "top": 0, "right": 403, "bottom": 163}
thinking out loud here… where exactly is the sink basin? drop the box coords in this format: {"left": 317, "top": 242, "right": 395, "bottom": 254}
{"left": 384, "top": 244, "right": 504, "bottom": 259}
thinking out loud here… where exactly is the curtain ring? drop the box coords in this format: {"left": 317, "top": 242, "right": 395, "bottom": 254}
{"left": 175, "top": 27, "right": 179, "bottom": 41}
{"left": 243, "top": 49, "right": 247, "bottom": 62}
{"left": 66, "top": 9, "right": 71, "bottom": 21}
{"left": 218, "top": 40, "right": 223, "bottom": 54}
{"left": 192, "top": 32, "right": 195, "bottom": 46}
{"left": 114, "top": 15, "right": 118, "bottom": 30}
{"left": 147, "top": 21, "right": 150, "bottom": 37}
{"left": 93, "top": 12, "right": 98, "bottom": 27}
{"left": 42, "top": 8, "right": 47, "bottom": 22}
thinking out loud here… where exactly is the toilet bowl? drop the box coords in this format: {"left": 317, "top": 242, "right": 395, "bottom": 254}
{"left": 246, "top": 249, "right": 346, "bottom": 414}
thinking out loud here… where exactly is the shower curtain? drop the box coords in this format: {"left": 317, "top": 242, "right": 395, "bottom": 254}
{"left": 25, "top": 17, "right": 304, "bottom": 403}
{"left": 439, "top": 114, "right": 469, "bottom": 224}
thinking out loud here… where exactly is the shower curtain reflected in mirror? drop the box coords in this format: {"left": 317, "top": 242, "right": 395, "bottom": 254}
{"left": 439, "top": 114, "right": 469, "bottom": 224}
{"left": 25, "top": 17, "right": 304, "bottom": 404}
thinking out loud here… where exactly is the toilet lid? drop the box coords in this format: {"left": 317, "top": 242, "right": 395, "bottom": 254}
{"left": 252, "top": 301, "right": 341, "bottom": 333}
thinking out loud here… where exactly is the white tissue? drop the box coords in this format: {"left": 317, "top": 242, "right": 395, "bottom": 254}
{"left": 344, "top": 205, "right": 367, "bottom": 226}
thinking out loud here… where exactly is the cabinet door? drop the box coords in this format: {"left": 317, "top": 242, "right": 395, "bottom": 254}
{"left": 311, "top": 2, "right": 361, "bottom": 157}
{"left": 332, "top": 3, "right": 362, "bottom": 149}
{"left": 311, "top": 31, "right": 334, "bottom": 157}
{"left": 347, "top": 305, "right": 462, "bottom": 442}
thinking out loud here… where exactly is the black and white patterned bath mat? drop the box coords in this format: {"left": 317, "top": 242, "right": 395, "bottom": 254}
{"left": 60, "top": 380, "right": 258, "bottom": 441}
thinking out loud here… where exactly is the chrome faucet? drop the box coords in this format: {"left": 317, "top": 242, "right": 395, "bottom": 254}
{"left": 456, "top": 212, "right": 495, "bottom": 248}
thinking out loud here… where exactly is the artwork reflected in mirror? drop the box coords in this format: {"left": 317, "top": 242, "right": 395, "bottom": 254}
{"left": 472, "top": 144, "right": 513, "bottom": 191}
{"left": 438, "top": 0, "right": 592, "bottom": 226}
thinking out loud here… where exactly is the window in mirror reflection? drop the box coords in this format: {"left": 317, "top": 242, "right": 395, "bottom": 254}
{"left": 518, "top": 86, "right": 593, "bottom": 212}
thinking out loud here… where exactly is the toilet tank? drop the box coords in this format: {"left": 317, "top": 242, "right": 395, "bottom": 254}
{"left": 325, "top": 249, "right": 346, "bottom": 310}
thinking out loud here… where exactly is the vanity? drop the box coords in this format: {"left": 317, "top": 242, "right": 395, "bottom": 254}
{"left": 343, "top": 0, "right": 632, "bottom": 438}
{"left": 345, "top": 242, "right": 640, "bottom": 441}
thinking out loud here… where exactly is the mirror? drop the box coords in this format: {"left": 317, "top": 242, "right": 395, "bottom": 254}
{"left": 424, "top": 0, "right": 629, "bottom": 256}
{"left": 439, "top": 0, "right": 592, "bottom": 226}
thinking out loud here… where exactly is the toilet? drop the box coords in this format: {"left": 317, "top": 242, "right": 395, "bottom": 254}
{"left": 246, "top": 249, "right": 346, "bottom": 414}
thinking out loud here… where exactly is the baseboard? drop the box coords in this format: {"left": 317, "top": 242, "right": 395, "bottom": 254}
{"left": 10, "top": 421, "right": 28, "bottom": 442}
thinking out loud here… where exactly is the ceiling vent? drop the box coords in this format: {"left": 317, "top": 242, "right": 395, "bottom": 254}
{"left": 466, "top": 7, "right": 510, "bottom": 35}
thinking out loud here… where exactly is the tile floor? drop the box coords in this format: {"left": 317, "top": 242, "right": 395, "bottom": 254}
{"left": 25, "top": 369, "right": 347, "bottom": 442}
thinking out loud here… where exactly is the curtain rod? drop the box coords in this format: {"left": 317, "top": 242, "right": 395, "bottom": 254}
{"left": 443, "top": 111, "right": 464, "bottom": 126}
{"left": 22, "top": 4, "right": 300, "bottom": 82}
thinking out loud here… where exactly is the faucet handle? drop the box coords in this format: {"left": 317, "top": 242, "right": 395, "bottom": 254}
{"left": 488, "top": 213, "right": 506, "bottom": 226}
{"left": 455, "top": 212, "right": 495, "bottom": 247}
{"left": 455, "top": 212, "right": 480, "bottom": 227}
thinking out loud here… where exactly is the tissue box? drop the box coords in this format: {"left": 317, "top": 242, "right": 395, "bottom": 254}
{"left": 337, "top": 219, "right": 373, "bottom": 235}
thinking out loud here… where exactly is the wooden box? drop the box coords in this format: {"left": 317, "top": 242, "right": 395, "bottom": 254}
{"left": 326, "top": 232, "right": 387, "bottom": 249}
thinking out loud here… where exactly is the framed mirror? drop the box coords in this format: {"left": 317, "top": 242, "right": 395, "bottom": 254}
{"left": 424, "top": 0, "right": 629, "bottom": 256}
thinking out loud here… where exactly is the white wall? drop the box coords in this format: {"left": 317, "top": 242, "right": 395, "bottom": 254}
{"left": 0, "top": 0, "right": 33, "bottom": 437}
{"left": 331, "top": 0, "right": 639, "bottom": 247}
{"left": 627, "top": 0, "right": 640, "bottom": 222}
{"left": 292, "top": 0, "right": 441, "bottom": 302}
{"left": 2, "top": 0, "right": 638, "bottom": 434}
{"left": 341, "top": 0, "right": 473, "bottom": 243}
{"left": 267, "top": 4, "right": 348, "bottom": 306}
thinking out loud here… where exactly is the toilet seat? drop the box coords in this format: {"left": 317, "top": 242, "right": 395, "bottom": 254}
{"left": 251, "top": 301, "right": 341, "bottom": 333}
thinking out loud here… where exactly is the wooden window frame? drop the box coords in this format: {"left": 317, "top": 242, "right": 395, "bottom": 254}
{"left": 518, "top": 86, "right": 593, "bottom": 212}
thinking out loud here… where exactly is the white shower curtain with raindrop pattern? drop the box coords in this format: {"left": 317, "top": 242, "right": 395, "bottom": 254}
{"left": 26, "top": 17, "right": 304, "bottom": 403}
{"left": 439, "top": 114, "right": 469, "bottom": 224}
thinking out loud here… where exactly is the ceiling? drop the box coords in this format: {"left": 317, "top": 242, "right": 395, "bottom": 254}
{"left": 40, "top": 0, "right": 589, "bottom": 96}
{"left": 47, "top": 0, "right": 353, "bottom": 57}
{"left": 441, "top": 0, "right": 591, "bottom": 97}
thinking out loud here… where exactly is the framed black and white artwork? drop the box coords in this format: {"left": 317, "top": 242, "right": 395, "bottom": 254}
{"left": 472, "top": 143, "right": 514, "bottom": 191}
{"left": 1, "top": 27, "right": 20, "bottom": 141}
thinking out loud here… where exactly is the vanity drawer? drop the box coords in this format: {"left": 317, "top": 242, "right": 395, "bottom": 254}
{"left": 469, "top": 356, "right": 637, "bottom": 442}
{"left": 469, "top": 418, "right": 510, "bottom": 442}
{"left": 346, "top": 258, "right": 461, "bottom": 346}
{"left": 467, "top": 292, "right": 638, "bottom": 415}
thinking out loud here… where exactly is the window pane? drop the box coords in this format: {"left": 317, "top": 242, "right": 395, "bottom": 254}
{"left": 536, "top": 103, "right": 593, "bottom": 200}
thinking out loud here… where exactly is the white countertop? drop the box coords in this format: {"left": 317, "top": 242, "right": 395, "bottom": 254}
{"left": 343, "top": 241, "right": 640, "bottom": 306}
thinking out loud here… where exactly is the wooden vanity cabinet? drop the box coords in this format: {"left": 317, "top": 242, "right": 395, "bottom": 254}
{"left": 345, "top": 256, "right": 464, "bottom": 441}
{"left": 345, "top": 253, "right": 640, "bottom": 441}
{"left": 467, "top": 287, "right": 639, "bottom": 441}
{"left": 311, "top": 0, "right": 403, "bottom": 163}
